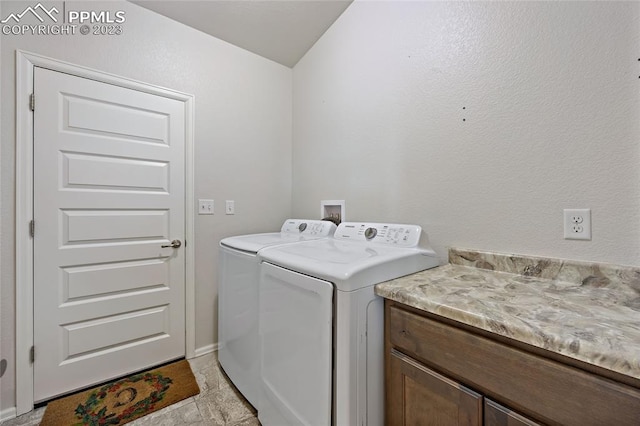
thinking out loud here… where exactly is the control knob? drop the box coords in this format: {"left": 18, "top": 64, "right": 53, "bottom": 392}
{"left": 364, "top": 227, "right": 377, "bottom": 240}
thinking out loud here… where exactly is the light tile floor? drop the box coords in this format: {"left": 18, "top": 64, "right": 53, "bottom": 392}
{"left": 1, "top": 352, "right": 259, "bottom": 426}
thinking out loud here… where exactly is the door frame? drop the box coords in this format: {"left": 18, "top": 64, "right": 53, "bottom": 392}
{"left": 15, "top": 50, "right": 196, "bottom": 415}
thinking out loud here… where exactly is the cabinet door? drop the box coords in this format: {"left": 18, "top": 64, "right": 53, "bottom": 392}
{"left": 388, "top": 349, "right": 482, "bottom": 425}
{"left": 485, "top": 399, "right": 542, "bottom": 426}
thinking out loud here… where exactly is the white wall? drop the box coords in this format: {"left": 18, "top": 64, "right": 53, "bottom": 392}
{"left": 293, "top": 1, "right": 640, "bottom": 266}
{"left": 0, "top": 0, "right": 292, "bottom": 412}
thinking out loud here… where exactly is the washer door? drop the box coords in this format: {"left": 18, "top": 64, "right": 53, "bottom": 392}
{"left": 259, "top": 262, "right": 333, "bottom": 426}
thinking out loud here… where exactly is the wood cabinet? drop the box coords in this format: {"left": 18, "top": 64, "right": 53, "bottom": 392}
{"left": 484, "top": 399, "right": 540, "bottom": 426}
{"left": 385, "top": 300, "right": 640, "bottom": 426}
{"left": 389, "top": 349, "right": 482, "bottom": 425}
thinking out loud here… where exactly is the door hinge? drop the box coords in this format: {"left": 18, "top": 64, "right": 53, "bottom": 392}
{"left": 30, "top": 346, "right": 35, "bottom": 363}
{"left": 29, "top": 220, "right": 35, "bottom": 238}
{"left": 29, "top": 93, "right": 35, "bottom": 111}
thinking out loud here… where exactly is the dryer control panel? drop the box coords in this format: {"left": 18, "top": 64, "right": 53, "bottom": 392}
{"left": 334, "top": 222, "right": 422, "bottom": 247}
{"left": 281, "top": 219, "right": 337, "bottom": 236}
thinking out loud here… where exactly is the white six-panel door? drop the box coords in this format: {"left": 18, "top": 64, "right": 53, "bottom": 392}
{"left": 33, "top": 67, "right": 186, "bottom": 402}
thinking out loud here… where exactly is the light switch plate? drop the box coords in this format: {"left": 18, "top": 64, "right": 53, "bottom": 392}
{"left": 226, "top": 200, "right": 235, "bottom": 215}
{"left": 198, "top": 199, "right": 214, "bottom": 215}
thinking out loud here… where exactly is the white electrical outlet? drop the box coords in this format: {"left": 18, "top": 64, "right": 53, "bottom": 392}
{"left": 198, "top": 199, "right": 214, "bottom": 215}
{"left": 563, "top": 209, "right": 591, "bottom": 240}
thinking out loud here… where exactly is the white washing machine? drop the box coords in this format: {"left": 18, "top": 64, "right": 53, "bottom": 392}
{"left": 257, "top": 222, "right": 440, "bottom": 426}
{"left": 218, "top": 219, "right": 337, "bottom": 407}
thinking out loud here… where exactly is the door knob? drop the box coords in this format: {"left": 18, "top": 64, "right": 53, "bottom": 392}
{"left": 161, "top": 239, "right": 182, "bottom": 249}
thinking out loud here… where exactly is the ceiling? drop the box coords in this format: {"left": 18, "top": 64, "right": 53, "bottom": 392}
{"left": 130, "top": 0, "right": 353, "bottom": 68}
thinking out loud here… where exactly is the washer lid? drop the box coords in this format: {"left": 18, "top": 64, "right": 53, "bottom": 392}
{"left": 258, "top": 232, "right": 440, "bottom": 292}
{"left": 220, "top": 219, "right": 336, "bottom": 254}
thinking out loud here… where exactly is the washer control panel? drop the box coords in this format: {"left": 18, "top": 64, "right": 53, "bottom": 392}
{"left": 281, "top": 219, "right": 336, "bottom": 236}
{"left": 335, "top": 222, "right": 422, "bottom": 247}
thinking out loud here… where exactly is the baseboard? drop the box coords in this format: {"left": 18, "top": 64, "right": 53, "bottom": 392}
{"left": 0, "top": 406, "right": 17, "bottom": 422}
{"left": 193, "top": 343, "right": 218, "bottom": 358}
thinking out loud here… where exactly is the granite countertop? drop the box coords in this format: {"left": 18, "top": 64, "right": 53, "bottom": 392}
{"left": 375, "top": 248, "right": 640, "bottom": 381}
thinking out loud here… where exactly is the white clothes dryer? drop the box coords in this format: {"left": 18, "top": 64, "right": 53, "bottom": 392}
{"left": 218, "top": 219, "right": 337, "bottom": 407}
{"left": 257, "top": 222, "right": 440, "bottom": 426}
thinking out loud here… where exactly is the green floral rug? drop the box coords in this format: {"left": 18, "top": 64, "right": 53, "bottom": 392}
{"left": 40, "top": 360, "right": 200, "bottom": 425}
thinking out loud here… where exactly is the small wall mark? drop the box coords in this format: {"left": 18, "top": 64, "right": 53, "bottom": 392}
{"left": 0, "top": 359, "right": 7, "bottom": 378}
{"left": 462, "top": 106, "right": 466, "bottom": 122}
